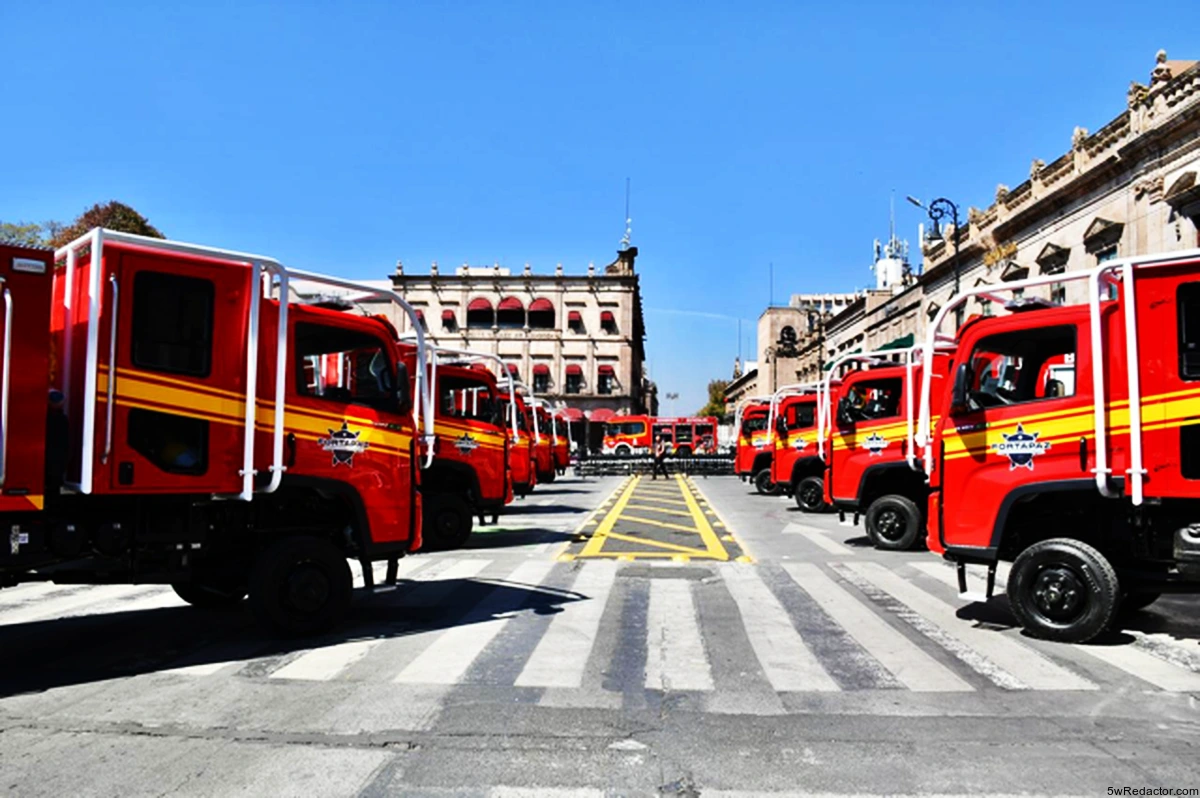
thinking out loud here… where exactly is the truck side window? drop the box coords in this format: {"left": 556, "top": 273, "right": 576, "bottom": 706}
{"left": 787, "top": 404, "right": 816, "bottom": 429}
{"left": 295, "top": 323, "right": 394, "bottom": 410}
{"left": 1177, "top": 283, "right": 1200, "bottom": 380}
{"left": 843, "top": 378, "right": 902, "bottom": 422}
{"left": 441, "top": 376, "right": 496, "bottom": 423}
{"left": 128, "top": 408, "right": 208, "bottom": 475}
{"left": 966, "top": 325, "right": 1075, "bottom": 409}
{"left": 742, "top": 415, "right": 767, "bottom": 435}
{"left": 132, "top": 271, "right": 214, "bottom": 377}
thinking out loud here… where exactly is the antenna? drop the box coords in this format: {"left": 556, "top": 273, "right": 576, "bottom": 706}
{"left": 619, "top": 177, "right": 632, "bottom": 250}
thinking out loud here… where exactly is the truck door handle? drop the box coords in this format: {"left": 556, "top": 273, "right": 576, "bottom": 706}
{"left": 1078, "top": 437, "right": 1087, "bottom": 471}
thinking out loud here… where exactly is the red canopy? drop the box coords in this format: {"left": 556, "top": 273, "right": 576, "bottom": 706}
{"left": 565, "top": 363, "right": 583, "bottom": 376}
{"left": 589, "top": 408, "right": 616, "bottom": 421}
{"left": 498, "top": 296, "right": 523, "bottom": 311}
{"left": 415, "top": 310, "right": 425, "bottom": 321}
{"left": 506, "top": 363, "right": 520, "bottom": 375}
{"left": 558, "top": 407, "right": 584, "bottom": 421}
{"left": 597, "top": 364, "right": 615, "bottom": 375}
{"left": 533, "top": 363, "right": 550, "bottom": 376}
{"left": 567, "top": 310, "right": 582, "bottom": 322}
{"left": 441, "top": 309, "right": 455, "bottom": 321}
{"left": 528, "top": 298, "right": 553, "bottom": 312}
{"left": 600, "top": 310, "right": 615, "bottom": 323}
{"left": 469, "top": 363, "right": 489, "bottom": 372}
{"left": 468, "top": 298, "right": 492, "bottom": 311}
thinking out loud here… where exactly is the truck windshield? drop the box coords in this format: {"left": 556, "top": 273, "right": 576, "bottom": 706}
{"left": 606, "top": 421, "right": 645, "bottom": 436}
{"left": 966, "top": 325, "right": 1076, "bottom": 409}
{"left": 742, "top": 415, "right": 767, "bottom": 434}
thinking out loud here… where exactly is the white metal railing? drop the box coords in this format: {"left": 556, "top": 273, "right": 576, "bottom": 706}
{"left": 732, "top": 395, "right": 771, "bottom": 445}
{"left": 916, "top": 248, "right": 1200, "bottom": 505}
{"left": 55, "top": 228, "right": 436, "bottom": 496}
{"left": 0, "top": 281, "right": 11, "bottom": 487}
{"left": 766, "top": 382, "right": 821, "bottom": 453}
{"left": 398, "top": 337, "right": 519, "bottom": 442}
{"left": 820, "top": 346, "right": 921, "bottom": 466}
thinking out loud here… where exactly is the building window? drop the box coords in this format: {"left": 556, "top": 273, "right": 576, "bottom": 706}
{"left": 600, "top": 310, "right": 617, "bottom": 334}
{"left": 441, "top": 309, "right": 458, "bottom": 332}
{"left": 1096, "top": 244, "right": 1118, "bottom": 264}
{"left": 132, "top": 271, "right": 214, "bottom": 377}
{"left": 567, "top": 310, "right": 584, "bottom": 333}
{"left": 598, "top": 365, "right": 616, "bottom": 395}
{"left": 980, "top": 299, "right": 993, "bottom": 317}
{"left": 533, "top": 364, "right": 551, "bottom": 394}
{"left": 953, "top": 306, "right": 965, "bottom": 330}
{"left": 467, "top": 298, "right": 494, "bottom": 329}
{"left": 415, "top": 310, "right": 428, "bottom": 332}
{"left": 497, "top": 297, "right": 525, "bottom": 329}
{"left": 565, "top": 365, "right": 583, "bottom": 394}
{"left": 1012, "top": 287, "right": 1024, "bottom": 301}
{"left": 1050, "top": 282, "right": 1066, "bottom": 304}
{"left": 528, "top": 298, "right": 555, "bottom": 329}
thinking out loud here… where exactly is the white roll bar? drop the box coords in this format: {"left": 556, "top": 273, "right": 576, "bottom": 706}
{"left": 766, "top": 382, "right": 820, "bottom": 451}
{"left": 917, "top": 248, "right": 1200, "bottom": 504}
{"left": 398, "top": 337, "right": 519, "bottom": 442}
{"left": 55, "top": 228, "right": 436, "bottom": 494}
{"left": 732, "top": 395, "right": 771, "bottom": 440}
{"left": 0, "top": 282, "right": 11, "bottom": 487}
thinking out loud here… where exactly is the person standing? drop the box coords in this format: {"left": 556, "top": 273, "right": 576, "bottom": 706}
{"left": 651, "top": 434, "right": 670, "bottom": 480}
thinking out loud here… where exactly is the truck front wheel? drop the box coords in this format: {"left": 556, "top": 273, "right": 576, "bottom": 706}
{"left": 249, "top": 537, "right": 352, "bottom": 636}
{"left": 794, "top": 476, "right": 827, "bottom": 513}
{"left": 754, "top": 469, "right": 778, "bottom": 496}
{"left": 1007, "top": 538, "right": 1119, "bottom": 643}
{"left": 423, "top": 494, "right": 475, "bottom": 551}
{"left": 865, "top": 495, "right": 922, "bottom": 551}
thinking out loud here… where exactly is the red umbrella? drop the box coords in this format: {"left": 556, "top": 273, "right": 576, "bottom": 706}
{"left": 588, "top": 408, "right": 616, "bottom": 422}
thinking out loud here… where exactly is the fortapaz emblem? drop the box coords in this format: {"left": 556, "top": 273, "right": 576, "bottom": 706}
{"left": 791, "top": 436, "right": 809, "bottom": 451}
{"left": 318, "top": 422, "right": 370, "bottom": 467}
{"left": 863, "top": 432, "right": 888, "bottom": 457}
{"left": 454, "top": 434, "right": 480, "bottom": 455}
{"left": 991, "top": 423, "right": 1050, "bottom": 470}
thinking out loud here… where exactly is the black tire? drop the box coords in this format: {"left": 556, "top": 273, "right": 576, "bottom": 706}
{"left": 172, "top": 579, "right": 247, "bottom": 609}
{"left": 864, "top": 494, "right": 923, "bottom": 551}
{"left": 1121, "top": 590, "right": 1161, "bottom": 613}
{"left": 753, "top": 469, "right": 778, "bottom": 495}
{"left": 1007, "top": 538, "right": 1119, "bottom": 643}
{"left": 423, "top": 493, "right": 475, "bottom": 551}
{"left": 794, "top": 476, "right": 827, "bottom": 513}
{"left": 249, "top": 537, "right": 352, "bottom": 636}
{"left": 615, "top": 445, "right": 632, "bottom": 457}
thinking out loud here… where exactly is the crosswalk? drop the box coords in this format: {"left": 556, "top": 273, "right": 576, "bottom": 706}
{"left": 4, "top": 554, "right": 1200, "bottom": 703}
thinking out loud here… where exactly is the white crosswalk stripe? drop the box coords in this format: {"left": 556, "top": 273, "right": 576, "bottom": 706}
{"left": 0, "top": 584, "right": 176, "bottom": 626}
{"left": 516, "top": 561, "right": 618, "bottom": 688}
{"left": 783, "top": 563, "right": 971, "bottom": 692}
{"left": 838, "top": 562, "right": 1096, "bottom": 691}
{"left": 645, "top": 578, "right": 714, "bottom": 691}
{"left": 395, "top": 560, "right": 556, "bottom": 684}
{"left": 782, "top": 522, "right": 855, "bottom": 556}
{"left": 721, "top": 563, "right": 839, "bottom": 692}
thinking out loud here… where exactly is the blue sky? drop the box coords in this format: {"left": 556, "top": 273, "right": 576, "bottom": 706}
{"left": 0, "top": 2, "right": 1189, "bottom": 414}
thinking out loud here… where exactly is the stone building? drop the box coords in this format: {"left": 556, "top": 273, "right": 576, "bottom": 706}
{"left": 311, "top": 247, "right": 654, "bottom": 421}
{"left": 820, "top": 50, "right": 1200, "bottom": 364}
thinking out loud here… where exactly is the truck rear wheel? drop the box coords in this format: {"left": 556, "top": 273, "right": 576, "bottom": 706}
{"left": 423, "top": 494, "right": 474, "bottom": 551}
{"left": 249, "top": 537, "right": 352, "bottom": 636}
{"left": 1007, "top": 538, "right": 1119, "bottom": 643}
{"left": 753, "top": 469, "right": 778, "bottom": 495}
{"left": 864, "top": 495, "right": 922, "bottom": 551}
{"left": 794, "top": 476, "right": 827, "bottom": 513}
{"left": 615, "top": 445, "right": 632, "bottom": 457}
{"left": 172, "top": 579, "right": 247, "bottom": 609}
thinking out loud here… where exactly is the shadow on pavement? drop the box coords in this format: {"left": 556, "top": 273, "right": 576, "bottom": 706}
{"left": 464, "top": 529, "right": 578, "bottom": 550}
{"left": 0, "top": 577, "right": 583, "bottom": 697}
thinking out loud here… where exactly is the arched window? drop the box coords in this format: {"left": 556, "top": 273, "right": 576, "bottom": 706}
{"left": 467, "top": 298, "right": 494, "bottom": 329}
{"left": 497, "top": 297, "right": 524, "bottom": 329}
{"left": 528, "top": 298, "right": 555, "bottom": 329}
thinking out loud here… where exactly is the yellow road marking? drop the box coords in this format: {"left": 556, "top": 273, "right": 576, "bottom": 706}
{"left": 617, "top": 514, "right": 706, "bottom": 534}
{"left": 555, "top": 477, "right": 634, "bottom": 561}
{"left": 630, "top": 496, "right": 690, "bottom": 507}
{"left": 675, "top": 474, "right": 729, "bottom": 561}
{"left": 578, "top": 477, "right": 643, "bottom": 558}
{"left": 596, "top": 531, "right": 707, "bottom": 555}
{"left": 623, "top": 503, "right": 695, "bottom": 518}
{"left": 685, "top": 476, "right": 752, "bottom": 563}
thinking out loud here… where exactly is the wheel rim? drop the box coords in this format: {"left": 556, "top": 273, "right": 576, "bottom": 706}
{"left": 1029, "top": 565, "right": 1087, "bottom": 624}
{"left": 800, "top": 482, "right": 821, "bottom": 508}
{"left": 874, "top": 508, "right": 905, "bottom": 541}
{"left": 285, "top": 563, "right": 331, "bottom": 614}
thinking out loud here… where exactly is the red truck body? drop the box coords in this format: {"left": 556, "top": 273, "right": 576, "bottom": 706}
{"left": 500, "top": 391, "right": 536, "bottom": 496}
{"left": 602, "top": 415, "right": 718, "bottom": 456}
{"left": 922, "top": 249, "right": 1200, "bottom": 641}
{"left": 734, "top": 400, "right": 771, "bottom": 483}
{"left": 768, "top": 390, "right": 823, "bottom": 509}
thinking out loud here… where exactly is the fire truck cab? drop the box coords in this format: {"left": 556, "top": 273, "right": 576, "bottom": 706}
{"left": 0, "top": 230, "right": 436, "bottom": 635}
{"left": 528, "top": 399, "right": 556, "bottom": 484}
{"left": 822, "top": 348, "right": 946, "bottom": 550}
{"left": 499, "top": 388, "right": 536, "bottom": 497}
{"left": 602, "top": 414, "right": 650, "bottom": 456}
{"left": 766, "top": 384, "right": 826, "bottom": 511}
{"left": 921, "top": 249, "right": 1200, "bottom": 642}
{"left": 733, "top": 398, "right": 773, "bottom": 492}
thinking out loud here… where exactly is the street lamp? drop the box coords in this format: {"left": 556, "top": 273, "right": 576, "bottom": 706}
{"left": 907, "top": 195, "right": 962, "bottom": 296}
{"left": 665, "top": 392, "right": 679, "bottom": 416}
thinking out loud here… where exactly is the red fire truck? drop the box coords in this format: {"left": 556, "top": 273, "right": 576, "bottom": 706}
{"left": 601, "top": 414, "right": 717, "bottom": 456}
{"left": 0, "top": 229, "right": 437, "bottom": 634}
{"left": 549, "top": 408, "right": 572, "bottom": 474}
{"left": 766, "top": 383, "right": 826, "bottom": 511}
{"left": 919, "top": 248, "right": 1200, "bottom": 642}
{"left": 819, "top": 348, "right": 948, "bottom": 549}
{"left": 528, "top": 399, "right": 556, "bottom": 484}
{"left": 498, "top": 388, "right": 536, "bottom": 497}
{"left": 733, "top": 398, "right": 773, "bottom": 490}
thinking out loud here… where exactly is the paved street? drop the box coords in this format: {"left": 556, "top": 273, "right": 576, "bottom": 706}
{"left": 3, "top": 475, "right": 1200, "bottom": 796}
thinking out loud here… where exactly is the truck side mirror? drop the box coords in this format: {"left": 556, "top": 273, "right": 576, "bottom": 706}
{"left": 949, "top": 361, "right": 970, "bottom": 415}
{"left": 776, "top": 414, "right": 788, "bottom": 437}
{"left": 395, "top": 361, "right": 412, "bottom": 415}
{"left": 836, "top": 396, "right": 855, "bottom": 427}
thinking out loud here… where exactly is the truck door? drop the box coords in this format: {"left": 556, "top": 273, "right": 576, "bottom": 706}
{"left": 107, "top": 251, "right": 250, "bottom": 494}
{"left": 829, "top": 374, "right": 904, "bottom": 503}
{"left": 936, "top": 322, "right": 1088, "bottom": 550}
{"left": 288, "top": 319, "right": 414, "bottom": 545}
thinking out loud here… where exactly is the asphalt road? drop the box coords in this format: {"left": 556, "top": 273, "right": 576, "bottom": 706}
{"left": 2, "top": 474, "right": 1200, "bottom": 797}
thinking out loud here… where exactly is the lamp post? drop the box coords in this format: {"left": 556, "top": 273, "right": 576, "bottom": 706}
{"left": 907, "top": 196, "right": 962, "bottom": 296}
{"left": 665, "top": 392, "right": 679, "bottom": 417}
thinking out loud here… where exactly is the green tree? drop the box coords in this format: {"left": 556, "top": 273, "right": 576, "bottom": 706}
{"left": 697, "top": 379, "right": 731, "bottom": 423}
{"left": 50, "top": 201, "right": 164, "bottom": 248}
{"left": 0, "top": 222, "right": 48, "bottom": 247}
